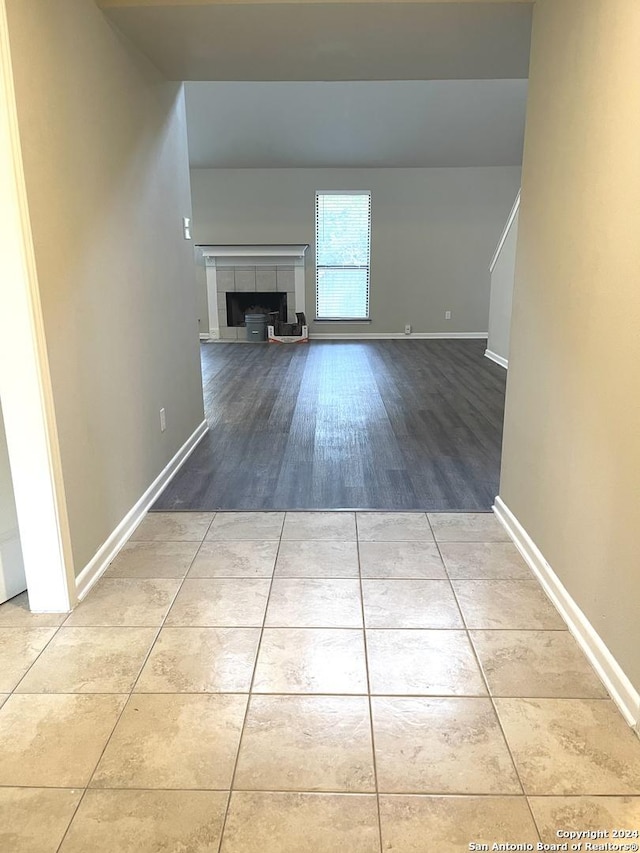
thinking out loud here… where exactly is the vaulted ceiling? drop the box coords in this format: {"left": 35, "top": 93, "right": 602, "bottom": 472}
{"left": 185, "top": 80, "right": 527, "bottom": 168}
{"left": 99, "top": 0, "right": 532, "bottom": 168}
{"left": 99, "top": 1, "right": 533, "bottom": 82}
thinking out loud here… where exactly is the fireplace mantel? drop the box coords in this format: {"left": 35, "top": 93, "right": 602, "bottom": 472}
{"left": 199, "top": 244, "right": 308, "bottom": 341}
{"left": 200, "top": 244, "right": 308, "bottom": 263}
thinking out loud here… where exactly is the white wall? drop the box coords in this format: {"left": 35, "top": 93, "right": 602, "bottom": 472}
{"left": 6, "top": 0, "right": 205, "bottom": 576}
{"left": 190, "top": 167, "right": 521, "bottom": 336}
{"left": 487, "top": 202, "right": 519, "bottom": 366}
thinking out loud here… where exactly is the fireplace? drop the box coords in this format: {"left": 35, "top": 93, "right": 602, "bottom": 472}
{"left": 226, "top": 291, "right": 288, "bottom": 328}
{"left": 199, "top": 245, "right": 309, "bottom": 340}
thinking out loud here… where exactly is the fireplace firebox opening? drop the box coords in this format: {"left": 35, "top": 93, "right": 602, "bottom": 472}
{"left": 226, "top": 291, "right": 288, "bottom": 328}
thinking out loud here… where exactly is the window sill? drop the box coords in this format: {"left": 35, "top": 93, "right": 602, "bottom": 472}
{"left": 313, "top": 318, "right": 372, "bottom": 324}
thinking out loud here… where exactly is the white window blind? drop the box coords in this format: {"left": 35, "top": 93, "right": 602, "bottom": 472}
{"left": 315, "top": 191, "right": 371, "bottom": 320}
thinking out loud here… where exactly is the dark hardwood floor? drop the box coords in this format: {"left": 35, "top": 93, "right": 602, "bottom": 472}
{"left": 153, "top": 339, "right": 507, "bottom": 511}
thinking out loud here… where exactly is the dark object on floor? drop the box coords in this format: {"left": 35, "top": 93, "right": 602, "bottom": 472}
{"left": 268, "top": 311, "right": 308, "bottom": 338}
{"left": 245, "top": 313, "right": 267, "bottom": 342}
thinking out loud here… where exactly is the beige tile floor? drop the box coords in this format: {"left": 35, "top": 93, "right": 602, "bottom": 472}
{"left": 1, "top": 511, "right": 639, "bottom": 852}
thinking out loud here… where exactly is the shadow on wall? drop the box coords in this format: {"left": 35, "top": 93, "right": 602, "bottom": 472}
{"left": 0, "top": 400, "right": 25, "bottom": 603}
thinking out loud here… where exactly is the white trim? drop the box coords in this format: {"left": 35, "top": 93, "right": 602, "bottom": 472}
{"left": 0, "top": 0, "right": 76, "bottom": 613}
{"left": 204, "top": 261, "right": 220, "bottom": 340}
{"left": 489, "top": 190, "right": 520, "bottom": 273}
{"left": 75, "top": 420, "right": 208, "bottom": 600}
{"left": 199, "top": 332, "right": 212, "bottom": 341}
{"left": 212, "top": 257, "right": 300, "bottom": 268}
{"left": 484, "top": 349, "right": 508, "bottom": 369}
{"left": 310, "top": 332, "right": 488, "bottom": 340}
{"left": 294, "top": 262, "right": 306, "bottom": 319}
{"left": 199, "top": 244, "right": 308, "bottom": 260}
{"left": 493, "top": 496, "right": 640, "bottom": 730}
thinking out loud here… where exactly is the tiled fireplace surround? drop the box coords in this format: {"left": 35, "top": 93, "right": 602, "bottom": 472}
{"left": 201, "top": 245, "right": 308, "bottom": 341}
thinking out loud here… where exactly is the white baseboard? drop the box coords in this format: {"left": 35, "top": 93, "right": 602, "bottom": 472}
{"left": 309, "top": 332, "right": 488, "bottom": 340}
{"left": 201, "top": 331, "right": 488, "bottom": 342}
{"left": 493, "top": 496, "right": 640, "bottom": 731}
{"left": 75, "top": 420, "right": 208, "bottom": 601}
{"left": 484, "top": 349, "right": 508, "bottom": 369}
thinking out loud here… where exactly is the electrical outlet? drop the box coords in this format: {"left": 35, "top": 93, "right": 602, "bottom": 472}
{"left": 182, "top": 217, "right": 191, "bottom": 240}
{"left": 160, "top": 408, "right": 166, "bottom": 432}
{"left": 445, "top": 311, "right": 452, "bottom": 320}
{"left": 404, "top": 324, "right": 411, "bottom": 335}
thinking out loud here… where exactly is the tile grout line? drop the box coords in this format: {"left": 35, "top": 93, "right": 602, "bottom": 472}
{"left": 9, "top": 583, "right": 218, "bottom": 693}
{"left": 214, "top": 511, "right": 286, "bottom": 853}
{"left": 433, "top": 526, "right": 615, "bottom": 831}
{"left": 52, "top": 513, "right": 217, "bottom": 853}
{"left": 5, "top": 688, "right": 617, "bottom": 700}
{"left": 4, "top": 622, "right": 573, "bottom": 632}
{"left": 29, "top": 625, "right": 570, "bottom": 631}
{"left": 1, "top": 518, "right": 216, "bottom": 853}
{"left": 427, "top": 515, "right": 543, "bottom": 842}
{"left": 355, "top": 512, "right": 385, "bottom": 853}
{"left": 3, "top": 782, "right": 638, "bottom": 797}
{"left": 6, "top": 621, "right": 64, "bottom": 696}
{"left": 5, "top": 513, "right": 632, "bottom": 848}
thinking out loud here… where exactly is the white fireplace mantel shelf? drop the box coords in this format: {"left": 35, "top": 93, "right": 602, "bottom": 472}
{"left": 199, "top": 244, "right": 309, "bottom": 340}
{"left": 200, "top": 244, "right": 308, "bottom": 262}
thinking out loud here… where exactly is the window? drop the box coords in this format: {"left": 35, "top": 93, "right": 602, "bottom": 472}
{"left": 315, "top": 191, "right": 371, "bottom": 320}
